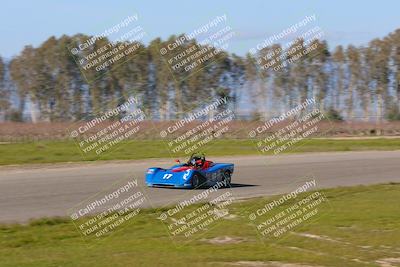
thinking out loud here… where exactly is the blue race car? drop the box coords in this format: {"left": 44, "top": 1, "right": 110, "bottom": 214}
{"left": 145, "top": 153, "right": 234, "bottom": 188}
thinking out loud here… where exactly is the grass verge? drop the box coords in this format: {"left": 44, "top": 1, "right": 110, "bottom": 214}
{"left": 0, "top": 183, "right": 399, "bottom": 266}
{"left": 0, "top": 138, "right": 400, "bottom": 165}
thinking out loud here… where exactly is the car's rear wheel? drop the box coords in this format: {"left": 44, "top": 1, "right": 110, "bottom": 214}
{"left": 191, "top": 173, "right": 202, "bottom": 189}
{"left": 222, "top": 170, "right": 232, "bottom": 187}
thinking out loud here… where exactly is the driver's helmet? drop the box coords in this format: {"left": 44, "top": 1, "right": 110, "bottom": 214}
{"left": 191, "top": 156, "right": 203, "bottom": 167}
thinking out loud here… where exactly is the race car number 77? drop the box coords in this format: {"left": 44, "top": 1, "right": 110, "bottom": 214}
{"left": 162, "top": 173, "right": 173, "bottom": 179}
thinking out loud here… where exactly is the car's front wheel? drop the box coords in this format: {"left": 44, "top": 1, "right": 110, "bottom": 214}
{"left": 191, "top": 173, "right": 202, "bottom": 189}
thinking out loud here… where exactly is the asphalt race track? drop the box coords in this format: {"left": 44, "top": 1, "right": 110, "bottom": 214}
{"left": 0, "top": 150, "right": 399, "bottom": 223}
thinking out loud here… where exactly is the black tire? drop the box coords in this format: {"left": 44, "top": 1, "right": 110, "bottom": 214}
{"left": 222, "top": 170, "right": 232, "bottom": 188}
{"left": 191, "top": 173, "right": 203, "bottom": 189}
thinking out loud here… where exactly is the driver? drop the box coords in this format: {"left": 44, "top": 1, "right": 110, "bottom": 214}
{"left": 190, "top": 156, "right": 204, "bottom": 168}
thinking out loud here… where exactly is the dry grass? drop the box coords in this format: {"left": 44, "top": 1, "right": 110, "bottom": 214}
{"left": 0, "top": 121, "right": 400, "bottom": 142}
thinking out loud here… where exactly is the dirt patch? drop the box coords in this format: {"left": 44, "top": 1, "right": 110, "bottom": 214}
{"left": 207, "top": 208, "right": 238, "bottom": 220}
{"left": 376, "top": 258, "right": 400, "bottom": 267}
{"left": 226, "top": 261, "right": 323, "bottom": 267}
{"left": 293, "top": 232, "right": 348, "bottom": 244}
{"left": 201, "top": 236, "right": 247, "bottom": 245}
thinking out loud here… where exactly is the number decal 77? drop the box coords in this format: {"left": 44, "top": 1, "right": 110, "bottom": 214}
{"left": 162, "top": 174, "right": 173, "bottom": 179}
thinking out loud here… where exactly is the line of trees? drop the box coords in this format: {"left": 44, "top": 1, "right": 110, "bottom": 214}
{"left": 0, "top": 29, "right": 400, "bottom": 122}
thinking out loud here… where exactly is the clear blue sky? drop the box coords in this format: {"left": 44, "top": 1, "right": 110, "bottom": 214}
{"left": 1, "top": 0, "right": 399, "bottom": 58}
